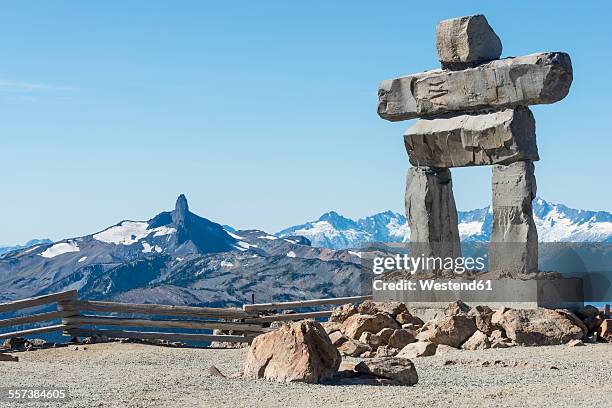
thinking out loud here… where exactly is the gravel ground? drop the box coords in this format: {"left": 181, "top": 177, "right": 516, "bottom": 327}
{"left": 1, "top": 342, "right": 611, "bottom": 408}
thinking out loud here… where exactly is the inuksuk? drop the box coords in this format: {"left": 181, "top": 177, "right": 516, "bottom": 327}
{"left": 377, "top": 14, "right": 573, "bottom": 274}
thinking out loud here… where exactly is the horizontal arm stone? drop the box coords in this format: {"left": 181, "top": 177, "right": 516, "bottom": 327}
{"left": 404, "top": 107, "right": 538, "bottom": 168}
{"left": 378, "top": 52, "right": 572, "bottom": 121}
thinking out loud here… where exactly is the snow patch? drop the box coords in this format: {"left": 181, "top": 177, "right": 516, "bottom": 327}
{"left": 220, "top": 260, "right": 234, "bottom": 268}
{"left": 348, "top": 250, "right": 362, "bottom": 258}
{"left": 258, "top": 235, "right": 278, "bottom": 240}
{"left": 286, "top": 251, "right": 297, "bottom": 258}
{"left": 94, "top": 221, "right": 176, "bottom": 245}
{"left": 40, "top": 241, "right": 80, "bottom": 258}
{"left": 458, "top": 221, "right": 483, "bottom": 239}
{"left": 226, "top": 231, "right": 244, "bottom": 240}
{"left": 77, "top": 256, "right": 87, "bottom": 263}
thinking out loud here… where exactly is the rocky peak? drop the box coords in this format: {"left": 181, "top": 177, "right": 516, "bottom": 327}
{"left": 173, "top": 194, "right": 189, "bottom": 225}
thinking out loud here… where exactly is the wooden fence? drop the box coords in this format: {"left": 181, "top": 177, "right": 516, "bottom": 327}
{"left": 0, "top": 291, "right": 372, "bottom": 345}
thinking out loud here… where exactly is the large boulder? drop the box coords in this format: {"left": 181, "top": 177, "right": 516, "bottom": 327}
{"left": 341, "top": 313, "right": 399, "bottom": 340}
{"left": 498, "top": 308, "right": 585, "bottom": 346}
{"left": 418, "top": 314, "right": 477, "bottom": 348}
{"left": 243, "top": 320, "right": 341, "bottom": 383}
{"left": 397, "top": 341, "right": 437, "bottom": 359}
{"left": 355, "top": 358, "right": 418, "bottom": 386}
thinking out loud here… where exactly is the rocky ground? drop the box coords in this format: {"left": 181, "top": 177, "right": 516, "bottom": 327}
{"left": 1, "top": 342, "right": 611, "bottom": 408}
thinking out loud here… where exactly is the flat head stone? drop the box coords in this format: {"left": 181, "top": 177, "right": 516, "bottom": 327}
{"left": 436, "top": 15, "right": 502, "bottom": 70}
{"left": 378, "top": 52, "right": 572, "bottom": 121}
{"left": 404, "top": 107, "right": 538, "bottom": 168}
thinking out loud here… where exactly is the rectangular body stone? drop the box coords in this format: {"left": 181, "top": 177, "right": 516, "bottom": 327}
{"left": 404, "top": 107, "right": 538, "bottom": 168}
{"left": 378, "top": 52, "right": 572, "bottom": 121}
{"left": 488, "top": 161, "right": 538, "bottom": 274}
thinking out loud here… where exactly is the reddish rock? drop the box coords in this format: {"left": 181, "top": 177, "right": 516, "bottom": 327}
{"left": 329, "top": 303, "right": 358, "bottom": 323}
{"left": 337, "top": 339, "right": 372, "bottom": 357}
{"left": 376, "top": 327, "right": 395, "bottom": 345}
{"left": 461, "top": 331, "right": 490, "bottom": 350}
{"left": 355, "top": 357, "right": 418, "bottom": 386}
{"left": 243, "top": 320, "right": 341, "bottom": 383}
{"left": 387, "top": 329, "right": 417, "bottom": 349}
{"left": 396, "top": 311, "right": 424, "bottom": 327}
{"left": 468, "top": 305, "right": 496, "bottom": 334}
{"left": 357, "top": 300, "right": 408, "bottom": 318}
{"left": 359, "top": 331, "right": 382, "bottom": 349}
{"left": 376, "top": 345, "right": 399, "bottom": 357}
{"left": 499, "top": 309, "right": 584, "bottom": 346}
{"left": 341, "top": 313, "right": 399, "bottom": 340}
{"left": 329, "top": 331, "right": 348, "bottom": 346}
{"left": 397, "top": 341, "right": 437, "bottom": 359}
{"left": 321, "top": 321, "right": 342, "bottom": 334}
{"left": 419, "top": 314, "right": 477, "bottom": 348}
{"left": 445, "top": 300, "right": 471, "bottom": 316}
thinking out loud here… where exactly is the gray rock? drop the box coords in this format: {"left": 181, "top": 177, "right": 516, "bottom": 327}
{"left": 436, "top": 14, "right": 502, "bottom": 70}
{"left": 378, "top": 52, "right": 572, "bottom": 121}
{"left": 404, "top": 107, "right": 538, "bottom": 168}
{"left": 405, "top": 167, "right": 461, "bottom": 264}
{"left": 488, "top": 161, "right": 538, "bottom": 273}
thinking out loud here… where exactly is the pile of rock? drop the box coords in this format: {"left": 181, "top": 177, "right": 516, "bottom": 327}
{"left": 326, "top": 300, "right": 601, "bottom": 358}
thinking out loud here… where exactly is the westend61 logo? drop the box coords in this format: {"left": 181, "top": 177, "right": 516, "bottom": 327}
{"left": 371, "top": 254, "right": 491, "bottom": 293}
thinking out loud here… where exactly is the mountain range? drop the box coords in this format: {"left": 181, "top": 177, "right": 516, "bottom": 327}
{"left": 277, "top": 197, "right": 612, "bottom": 249}
{"left": 0, "top": 195, "right": 362, "bottom": 305}
{"left": 0, "top": 196, "right": 610, "bottom": 306}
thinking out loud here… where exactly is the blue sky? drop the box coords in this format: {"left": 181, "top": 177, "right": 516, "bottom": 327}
{"left": 1, "top": 1, "right": 610, "bottom": 244}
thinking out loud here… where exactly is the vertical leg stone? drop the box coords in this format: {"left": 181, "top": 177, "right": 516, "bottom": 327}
{"left": 405, "top": 166, "right": 461, "bottom": 266}
{"left": 489, "top": 160, "right": 538, "bottom": 273}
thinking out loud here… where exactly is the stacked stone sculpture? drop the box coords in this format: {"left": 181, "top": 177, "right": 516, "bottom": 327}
{"left": 378, "top": 14, "right": 573, "bottom": 273}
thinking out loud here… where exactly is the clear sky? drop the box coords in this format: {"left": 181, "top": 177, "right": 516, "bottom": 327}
{"left": 1, "top": 1, "right": 611, "bottom": 244}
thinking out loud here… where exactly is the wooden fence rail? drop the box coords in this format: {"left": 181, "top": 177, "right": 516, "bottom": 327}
{"left": 1, "top": 291, "right": 372, "bottom": 344}
{"left": 243, "top": 295, "right": 372, "bottom": 312}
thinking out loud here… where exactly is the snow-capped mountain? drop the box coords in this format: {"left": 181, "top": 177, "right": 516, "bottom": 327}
{"left": 276, "top": 198, "right": 612, "bottom": 249}
{"left": 0, "top": 239, "right": 52, "bottom": 256}
{"left": 0, "top": 195, "right": 361, "bottom": 304}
